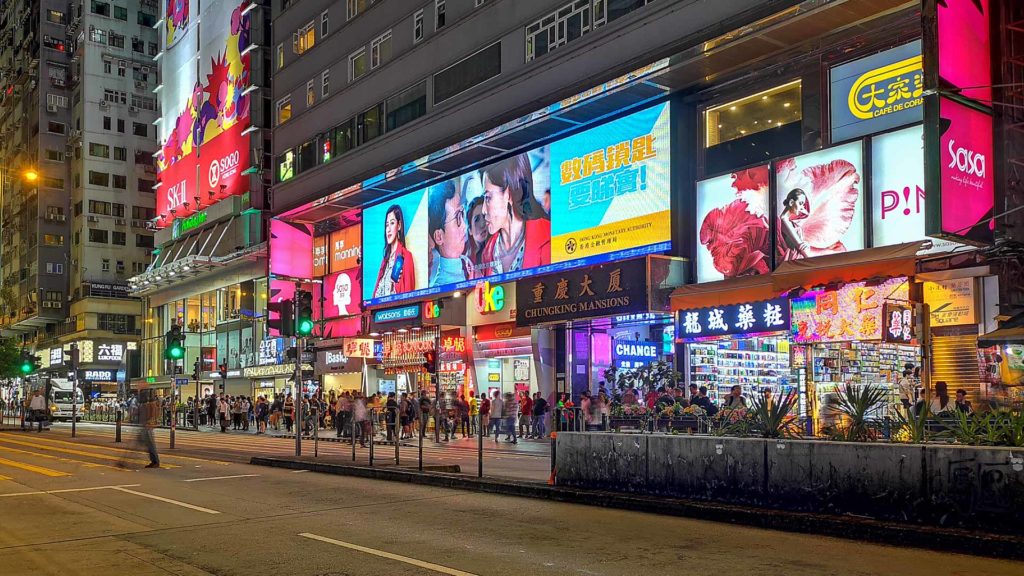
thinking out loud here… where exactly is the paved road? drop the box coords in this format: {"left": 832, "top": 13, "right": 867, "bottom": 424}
{"left": 0, "top": 427, "right": 1021, "bottom": 576}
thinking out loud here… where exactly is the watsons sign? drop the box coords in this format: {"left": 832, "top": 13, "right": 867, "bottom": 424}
{"left": 829, "top": 41, "right": 923, "bottom": 142}
{"left": 373, "top": 304, "right": 420, "bottom": 324}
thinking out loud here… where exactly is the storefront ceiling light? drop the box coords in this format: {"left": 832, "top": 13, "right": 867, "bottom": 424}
{"left": 453, "top": 291, "right": 462, "bottom": 298}
{"left": 397, "top": 328, "right": 408, "bottom": 333}
{"left": 370, "top": 332, "right": 380, "bottom": 337}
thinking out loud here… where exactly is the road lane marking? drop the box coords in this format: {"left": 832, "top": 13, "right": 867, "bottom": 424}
{"left": 0, "top": 444, "right": 128, "bottom": 472}
{"left": 299, "top": 533, "right": 478, "bottom": 576}
{"left": 0, "top": 484, "right": 141, "bottom": 497}
{"left": 0, "top": 455, "right": 71, "bottom": 477}
{"left": 0, "top": 432, "right": 231, "bottom": 465}
{"left": 290, "top": 469, "right": 309, "bottom": 473}
{"left": 183, "top": 474, "right": 260, "bottom": 482}
{"left": 0, "top": 474, "right": 11, "bottom": 480}
{"left": 0, "top": 436, "right": 179, "bottom": 469}
{"left": 111, "top": 487, "right": 221, "bottom": 514}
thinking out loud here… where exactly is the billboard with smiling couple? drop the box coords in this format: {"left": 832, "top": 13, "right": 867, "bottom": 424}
{"left": 362, "top": 102, "right": 672, "bottom": 305}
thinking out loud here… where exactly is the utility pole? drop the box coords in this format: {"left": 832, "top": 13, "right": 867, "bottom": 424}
{"left": 70, "top": 343, "right": 79, "bottom": 438}
{"left": 294, "top": 282, "right": 304, "bottom": 457}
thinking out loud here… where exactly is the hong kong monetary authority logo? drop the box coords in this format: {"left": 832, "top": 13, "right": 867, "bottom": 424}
{"left": 564, "top": 238, "right": 577, "bottom": 254}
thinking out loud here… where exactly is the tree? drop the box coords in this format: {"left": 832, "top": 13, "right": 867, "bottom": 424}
{"left": 0, "top": 338, "right": 24, "bottom": 380}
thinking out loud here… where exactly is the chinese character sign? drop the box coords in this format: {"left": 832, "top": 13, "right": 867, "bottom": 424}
{"left": 96, "top": 343, "right": 125, "bottom": 363}
{"left": 791, "top": 277, "right": 909, "bottom": 343}
{"left": 829, "top": 41, "right": 923, "bottom": 142}
{"left": 677, "top": 298, "right": 790, "bottom": 338}
{"left": 882, "top": 303, "right": 915, "bottom": 343}
{"left": 515, "top": 258, "right": 648, "bottom": 326}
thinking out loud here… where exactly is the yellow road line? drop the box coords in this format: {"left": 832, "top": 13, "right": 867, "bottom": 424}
{"left": 0, "top": 436, "right": 178, "bottom": 469}
{"left": 111, "top": 487, "right": 220, "bottom": 514}
{"left": 0, "top": 455, "right": 70, "bottom": 477}
{"left": 299, "top": 533, "right": 478, "bottom": 576}
{"left": 0, "top": 444, "right": 128, "bottom": 472}
{"left": 0, "top": 473, "right": 11, "bottom": 480}
{"left": 0, "top": 432, "right": 228, "bottom": 466}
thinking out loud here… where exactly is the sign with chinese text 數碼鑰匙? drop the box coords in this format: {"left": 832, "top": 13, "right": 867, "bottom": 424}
{"left": 515, "top": 259, "right": 648, "bottom": 326}
{"left": 677, "top": 298, "right": 790, "bottom": 339}
{"left": 791, "top": 277, "right": 909, "bottom": 343}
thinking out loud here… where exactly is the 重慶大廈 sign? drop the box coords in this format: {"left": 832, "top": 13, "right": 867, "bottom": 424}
{"left": 923, "top": 277, "right": 976, "bottom": 326}
{"left": 515, "top": 259, "right": 648, "bottom": 326}
{"left": 677, "top": 298, "right": 790, "bottom": 338}
{"left": 829, "top": 41, "right": 923, "bottom": 143}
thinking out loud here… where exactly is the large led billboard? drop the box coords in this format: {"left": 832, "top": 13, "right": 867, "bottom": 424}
{"left": 695, "top": 165, "right": 771, "bottom": 283}
{"left": 362, "top": 102, "right": 672, "bottom": 305}
{"left": 775, "top": 141, "right": 865, "bottom": 263}
{"left": 155, "top": 0, "right": 251, "bottom": 228}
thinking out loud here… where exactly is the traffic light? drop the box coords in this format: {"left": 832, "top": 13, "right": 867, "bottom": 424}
{"left": 285, "top": 346, "right": 297, "bottom": 361}
{"left": 18, "top": 351, "right": 40, "bottom": 375}
{"left": 165, "top": 324, "right": 185, "bottom": 360}
{"left": 295, "top": 289, "right": 314, "bottom": 336}
{"left": 268, "top": 298, "right": 294, "bottom": 337}
{"left": 422, "top": 350, "right": 437, "bottom": 374}
{"left": 192, "top": 359, "right": 201, "bottom": 380}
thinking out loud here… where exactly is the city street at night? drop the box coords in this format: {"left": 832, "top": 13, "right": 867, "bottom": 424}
{"left": 0, "top": 424, "right": 1021, "bottom": 576}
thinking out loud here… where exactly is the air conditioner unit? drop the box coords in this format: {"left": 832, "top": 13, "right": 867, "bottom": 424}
{"left": 114, "top": 218, "right": 126, "bottom": 225}
{"left": 129, "top": 105, "right": 138, "bottom": 114}
{"left": 87, "top": 215, "right": 99, "bottom": 222}
{"left": 98, "top": 100, "right": 109, "bottom": 108}
{"left": 131, "top": 219, "right": 144, "bottom": 228}
{"left": 46, "top": 103, "right": 57, "bottom": 112}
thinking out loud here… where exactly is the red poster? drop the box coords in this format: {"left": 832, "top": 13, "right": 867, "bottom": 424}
{"left": 155, "top": 153, "right": 198, "bottom": 226}
{"left": 198, "top": 122, "right": 251, "bottom": 204}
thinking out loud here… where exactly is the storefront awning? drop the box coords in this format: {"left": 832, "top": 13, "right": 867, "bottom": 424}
{"left": 978, "top": 327, "right": 1024, "bottom": 348}
{"left": 771, "top": 242, "right": 924, "bottom": 293}
{"left": 670, "top": 274, "right": 779, "bottom": 310}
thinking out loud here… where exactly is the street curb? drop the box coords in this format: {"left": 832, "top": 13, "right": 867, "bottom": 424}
{"left": 250, "top": 456, "right": 1024, "bottom": 561}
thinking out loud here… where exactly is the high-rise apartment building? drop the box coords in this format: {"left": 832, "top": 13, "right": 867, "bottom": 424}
{"left": 0, "top": 0, "right": 159, "bottom": 394}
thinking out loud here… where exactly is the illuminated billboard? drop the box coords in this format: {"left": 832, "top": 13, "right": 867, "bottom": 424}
{"left": 695, "top": 165, "right": 771, "bottom": 283}
{"left": 361, "top": 102, "right": 672, "bottom": 305}
{"left": 156, "top": 0, "right": 252, "bottom": 228}
{"left": 829, "top": 41, "right": 922, "bottom": 143}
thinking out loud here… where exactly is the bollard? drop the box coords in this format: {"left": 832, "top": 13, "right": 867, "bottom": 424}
{"left": 393, "top": 407, "right": 400, "bottom": 466}
{"left": 115, "top": 410, "right": 122, "bottom": 443}
{"left": 602, "top": 412, "right": 608, "bottom": 432}
{"left": 477, "top": 411, "right": 484, "bottom": 478}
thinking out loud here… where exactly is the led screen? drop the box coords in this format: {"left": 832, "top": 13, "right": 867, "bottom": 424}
{"left": 938, "top": 0, "right": 991, "bottom": 104}
{"left": 361, "top": 102, "right": 672, "bottom": 305}
{"left": 775, "top": 141, "right": 864, "bottom": 264}
{"left": 695, "top": 165, "right": 770, "bottom": 283}
{"left": 937, "top": 98, "right": 994, "bottom": 244}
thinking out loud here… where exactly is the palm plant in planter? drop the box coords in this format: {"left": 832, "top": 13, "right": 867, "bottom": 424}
{"left": 748, "top": 391, "right": 801, "bottom": 438}
{"left": 826, "top": 383, "right": 887, "bottom": 442}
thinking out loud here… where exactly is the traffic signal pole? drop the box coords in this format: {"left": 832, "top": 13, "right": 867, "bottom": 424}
{"left": 70, "top": 343, "right": 79, "bottom": 438}
{"left": 295, "top": 282, "right": 303, "bottom": 457}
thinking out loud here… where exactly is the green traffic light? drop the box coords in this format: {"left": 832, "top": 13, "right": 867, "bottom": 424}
{"left": 168, "top": 345, "right": 185, "bottom": 360}
{"left": 297, "top": 318, "right": 314, "bottom": 335}
{"left": 19, "top": 362, "right": 32, "bottom": 374}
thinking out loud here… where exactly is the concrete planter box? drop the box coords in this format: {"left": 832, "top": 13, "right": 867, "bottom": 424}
{"left": 556, "top": 432, "right": 1024, "bottom": 530}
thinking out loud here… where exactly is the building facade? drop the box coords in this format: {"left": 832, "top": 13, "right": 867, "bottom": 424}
{"left": 268, "top": 0, "right": 1019, "bottom": 417}
{"left": 129, "top": 0, "right": 273, "bottom": 399}
{"left": 0, "top": 0, "right": 160, "bottom": 397}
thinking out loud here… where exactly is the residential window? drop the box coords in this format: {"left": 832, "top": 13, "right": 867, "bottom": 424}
{"left": 347, "top": 0, "right": 369, "bottom": 20}
{"left": 114, "top": 146, "right": 127, "bottom": 161}
{"left": 433, "top": 42, "right": 501, "bottom": 104}
{"left": 89, "top": 200, "right": 112, "bottom": 215}
{"left": 436, "top": 0, "right": 446, "bottom": 30}
{"left": 139, "top": 178, "right": 155, "bottom": 191}
{"left": 370, "top": 31, "right": 392, "bottom": 69}
{"left": 45, "top": 263, "right": 64, "bottom": 274}
{"left": 46, "top": 94, "right": 68, "bottom": 109}
{"left": 386, "top": 81, "right": 427, "bottom": 131}
{"left": 101, "top": 258, "right": 111, "bottom": 272}
{"left": 321, "top": 10, "right": 329, "bottom": 37}
{"left": 132, "top": 122, "right": 147, "bottom": 137}
{"left": 46, "top": 10, "right": 65, "bottom": 24}
{"left": 113, "top": 231, "right": 126, "bottom": 245}
{"left": 148, "top": 42, "right": 158, "bottom": 56}
{"left": 136, "top": 234, "right": 154, "bottom": 248}
{"left": 413, "top": 10, "right": 424, "bottom": 43}
{"left": 91, "top": 1, "right": 110, "bottom": 17}
{"left": 89, "top": 229, "right": 109, "bottom": 243}
{"left": 112, "top": 203, "right": 125, "bottom": 217}
{"left": 46, "top": 206, "right": 65, "bottom": 221}
{"left": 89, "top": 171, "right": 110, "bottom": 186}
{"left": 43, "top": 176, "right": 64, "bottom": 188}
{"left": 90, "top": 28, "right": 107, "bottom": 44}
{"left": 132, "top": 206, "right": 155, "bottom": 220}
{"left": 103, "top": 116, "right": 111, "bottom": 130}
{"left": 349, "top": 48, "right": 368, "bottom": 81}
{"left": 89, "top": 142, "right": 110, "bottom": 158}
{"left": 44, "top": 148, "right": 64, "bottom": 162}
{"left": 358, "top": 102, "right": 385, "bottom": 144}
{"left": 103, "top": 60, "right": 112, "bottom": 74}
{"left": 112, "top": 174, "right": 127, "bottom": 189}
{"left": 132, "top": 262, "right": 146, "bottom": 274}
{"left": 276, "top": 96, "right": 292, "bottom": 125}
{"left": 138, "top": 12, "right": 156, "bottom": 27}
{"left": 321, "top": 69, "right": 330, "bottom": 98}
{"left": 116, "top": 260, "right": 125, "bottom": 273}
{"left": 47, "top": 121, "right": 66, "bottom": 134}
{"left": 113, "top": 5, "right": 127, "bottom": 20}
{"left": 277, "top": 44, "right": 284, "bottom": 70}
{"left": 117, "top": 119, "right": 125, "bottom": 133}
{"left": 43, "top": 234, "right": 65, "bottom": 246}
{"left": 526, "top": 0, "right": 600, "bottom": 62}
{"left": 306, "top": 80, "right": 315, "bottom": 107}
{"left": 110, "top": 33, "right": 125, "bottom": 49}
{"left": 294, "top": 21, "right": 315, "bottom": 54}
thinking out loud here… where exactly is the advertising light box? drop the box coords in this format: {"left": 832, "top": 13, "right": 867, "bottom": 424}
{"left": 829, "top": 41, "right": 923, "bottom": 143}
{"left": 937, "top": 0, "right": 991, "bottom": 104}
{"left": 791, "top": 277, "right": 909, "bottom": 343}
{"left": 695, "top": 165, "right": 771, "bottom": 283}
{"left": 775, "top": 142, "right": 864, "bottom": 264}
{"left": 932, "top": 97, "right": 994, "bottom": 245}
{"left": 362, "top": 102, "right": 672, "bottom": 306}
{"left": 155, "top": 0, "right": 252, "bottom": 227}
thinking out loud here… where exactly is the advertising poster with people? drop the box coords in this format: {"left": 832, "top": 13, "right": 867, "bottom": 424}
{"left": 775, "top": 141, "right": 864, "bottom": 263}
{"left": 694, "top": 165, "right": 771, "bottom": 282}
{"left": 323, "top": 268, "right": 362, "bottom": 318}
{"left": 549, "top": 102, "right": 671, "bottom": 262}
{"left": 360, "top": 102, "right": 672, "bottom": 306}
{"left": 362, "top": 190, "right": 429, "bottom": 302}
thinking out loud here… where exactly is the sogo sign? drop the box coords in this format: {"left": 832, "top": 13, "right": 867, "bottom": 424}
{"left": 208, "top": 150, "right": 241, "bottom": 188}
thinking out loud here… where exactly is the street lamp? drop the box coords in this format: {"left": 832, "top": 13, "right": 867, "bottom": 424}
{"left": 22, "top": 169, "right": 38, "bottom": 183}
